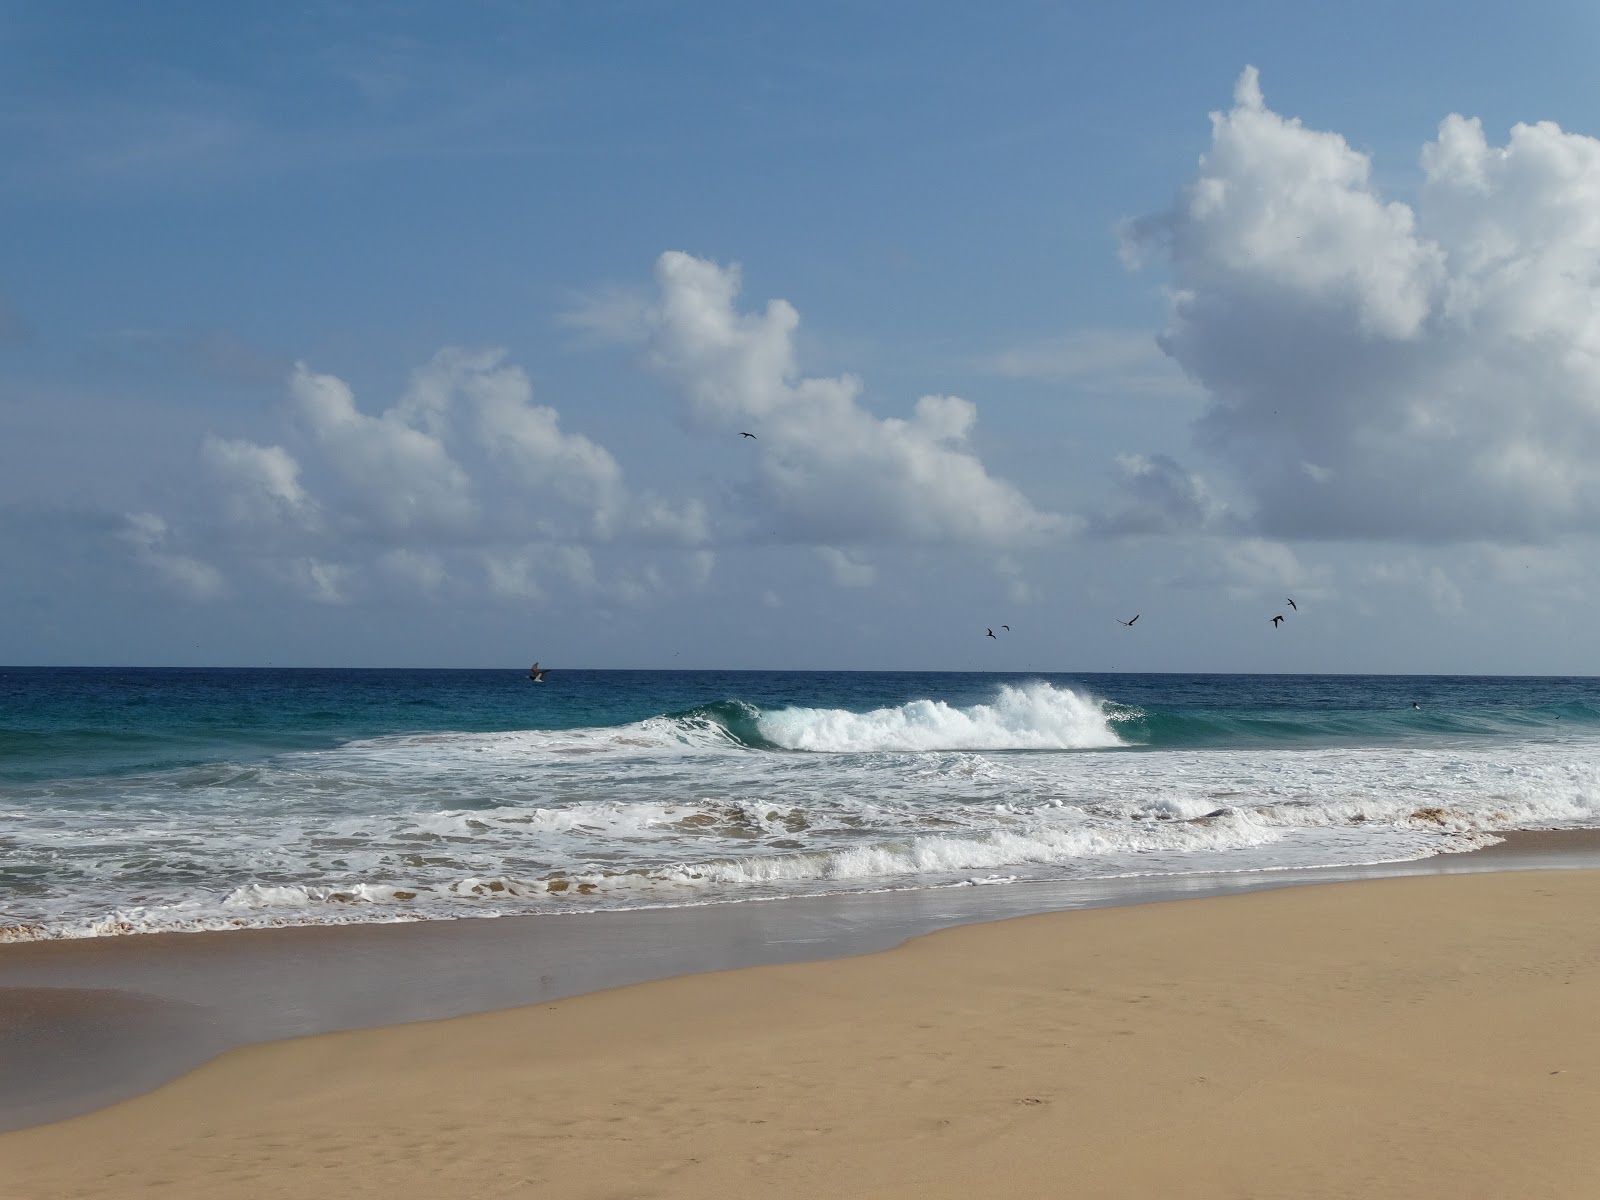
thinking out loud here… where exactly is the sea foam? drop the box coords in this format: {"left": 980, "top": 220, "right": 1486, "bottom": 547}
{"left": 756, "top": 682, "right": 1125, "bottom": 752}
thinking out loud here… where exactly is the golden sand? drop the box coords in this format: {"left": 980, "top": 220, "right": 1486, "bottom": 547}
{"left": 4, "top": 870, "right": 1598, "bottom": 1199}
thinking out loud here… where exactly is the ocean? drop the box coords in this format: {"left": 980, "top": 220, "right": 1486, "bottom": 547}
{"left": 4, "top": 667, "right": 1600, "bottom": 941}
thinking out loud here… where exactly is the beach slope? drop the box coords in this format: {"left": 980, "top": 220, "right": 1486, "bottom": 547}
{"left": 4, "top": 870, "right": 1598, "bottom": 1199}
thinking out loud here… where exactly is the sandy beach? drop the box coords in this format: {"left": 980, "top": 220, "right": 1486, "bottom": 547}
{"left": 4, "top": 864, "right": 1599, "bottom": 1199}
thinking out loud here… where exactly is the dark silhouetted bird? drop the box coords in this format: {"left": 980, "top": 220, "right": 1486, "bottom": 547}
{"left": 986, "top": 628, "right": 997, "bottom": 639}
{"left": 1117, "top": 615, "right": 1139, "bottom": 627}
{"left": 739, "top": 431, "right": 757, "bottom": 439}
{"left": 1271, "top": 615, "right": 1284, "bottom": 627}
{"left": 1286, "top": 597, "right": 1297, "bottom": 610}
{"left": 1001, "top": 624, "right": 1010, "bottom": 631}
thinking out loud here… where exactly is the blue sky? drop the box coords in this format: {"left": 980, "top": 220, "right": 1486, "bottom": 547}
{"left": 5, "top": 0, "right": 1600, "bottom": 671}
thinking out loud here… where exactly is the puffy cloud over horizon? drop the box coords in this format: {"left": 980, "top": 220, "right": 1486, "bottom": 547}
{"left": 128, "top": 259, "right": 1064, "bottom": 611}
{"left": 1125, "top": 66, "right": 1600, "bottom": 544}
{"left": 165, "top": 343, "right": 717, "bottom": 607}
{"left": 642, "top": 251, "right": 1068, "bottom": 547}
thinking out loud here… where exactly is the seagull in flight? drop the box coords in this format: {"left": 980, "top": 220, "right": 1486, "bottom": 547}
{"left": 1271, "top": 615, "right": 1284, "bottom": 627}
{"left": 1286, "top": 597, "right": 1298, "bottom": 610}
{"left": 739, "top": 431, "right": 757, "bottom": 439}
{"left": 1117, "top": 615, "right": 1139, "bottom": 627}
{"left": 527, "top": 662, "right": 546, "bottom": 682}
{"left": 986, "top": 628, "right": 997, "bottom": 639}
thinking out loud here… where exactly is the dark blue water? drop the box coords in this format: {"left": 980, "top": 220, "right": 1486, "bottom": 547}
{"left": 6, "top": 667, "right": 1598, "bottom": 784}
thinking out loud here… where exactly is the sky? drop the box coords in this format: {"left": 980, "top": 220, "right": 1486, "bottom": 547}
{"left": 5, "top": 0, "right": 1600, "bottom": 672}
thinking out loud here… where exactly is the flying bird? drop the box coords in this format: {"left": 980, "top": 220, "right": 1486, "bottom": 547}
{"left": 527, "top": 662, "right": 546, "bottom": 682}
{"left": 986, "top": 628, "right": 997, "bottom": 639}
{"left": 1001, "top": 624, "right": 1010, "bottom": 631}
{"left": 1286, "top": 598, "right": 1297, "bottom": 610}
{"left": 1271, "top": 615, "right": 1284, "bottom": 627}
{"left": 739, "top": 431, "right": 757, "bottom": 439}
{"left": 1117, "top": 615, "right": 1139, "bottom": 627}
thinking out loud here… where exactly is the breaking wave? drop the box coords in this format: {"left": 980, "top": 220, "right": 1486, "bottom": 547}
{"left": 754, "top": 682, "right": 1126, "bottom": 752}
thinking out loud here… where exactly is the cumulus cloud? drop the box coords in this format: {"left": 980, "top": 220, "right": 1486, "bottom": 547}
{"left": 168, "top": 340, "right": 717, "bottom": 611}
{"left": 817, "top": 546, "right": 876, "bottom": 587}
{"left": 642, "top": 251, "right": 1065, "bottom": 546}
{"left": 399, "top": 346, "right": 706, "bottom": 545}
{"left": 290, "top": 361, "right": 477, "bottom": 538}
{"left": 1090, "top": 452, "right": 1232, "bottom": 536}
{"left": 152, "top": 253, "right": 1067, "bottom": 616}
{"left": 204, "top": 348, "right": 706, "bottom": 555}
{"left": 121, "top": 511, "right": 225, "bottom": 600}
{"left": 1124, "top": 67, "right": 1600, "bottom": 544}
{"left": 201, "top": 437, "right": 321, "bottom": 533}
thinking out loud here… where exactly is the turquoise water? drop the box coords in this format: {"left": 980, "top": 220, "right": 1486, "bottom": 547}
{"left": 4, "top": 668, "right": 1600, "bottom": 938}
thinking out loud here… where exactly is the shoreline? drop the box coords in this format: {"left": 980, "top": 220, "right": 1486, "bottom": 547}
{"left": 4, "top": 858, "right": 1599, "bottom": 1196}
{"left": 3, "top": 827, "right": 1600, "bottom": 1135}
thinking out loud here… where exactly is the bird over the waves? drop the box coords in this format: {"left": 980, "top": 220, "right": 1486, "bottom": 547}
{"left": 527, "top": 662, "right": 546, "bottom": 682}
{"left": 1117, "top": 615, "right": 1139, "bottom": 627}
{"left": 1271, "top": 615, "right": 1284, "bottom": 627}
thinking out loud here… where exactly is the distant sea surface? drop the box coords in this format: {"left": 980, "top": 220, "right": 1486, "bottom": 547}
{"left": 4, "top": 668, "right": 1600, "bottom": 940}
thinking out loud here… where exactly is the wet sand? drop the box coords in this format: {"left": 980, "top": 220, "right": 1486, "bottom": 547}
{"left": 3, "top": 862, "right": 1599, "bottom": 1198}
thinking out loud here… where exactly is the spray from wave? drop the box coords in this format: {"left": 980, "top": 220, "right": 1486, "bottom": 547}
{"left": 755, "top": 682, "right": 1126, "bottom": 752}
{"left": 350, "top": 683, "right": 1128, "bottom": 759}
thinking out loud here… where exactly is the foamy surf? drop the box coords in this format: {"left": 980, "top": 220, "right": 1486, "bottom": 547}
{"left": 756, "top": 682, "right": 1127, "bottom": 752}
{"left": 7, "top": 670, "right": 1600, "bottom": 941}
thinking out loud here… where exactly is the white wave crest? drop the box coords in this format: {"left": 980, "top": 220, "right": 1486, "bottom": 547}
{"left": 756, "top": 682, "right": 1125, "bottom": 752}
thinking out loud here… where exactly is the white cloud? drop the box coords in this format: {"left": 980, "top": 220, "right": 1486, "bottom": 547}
{"left": 1124, "top": 67, "right": 1600, "bottom": 544}
{"left": 1221, "top": 538, "right": 1315, "bottom": 594}
{"left": 120, "top": 511, "right": 225, "bottom": 600}
{"left": 643, "top": 251, "right": 1065, "bottom": 547}
{"left": 817, "top": 546, "right": 876, "bottom": 587}
{"left": 1090, "top": 452, "right": 1231, "bottom": 535}
{"left": 291, "top": 361, "right": 476, "bottom": 537}
{"left": 201, "top": 437, "right": 321, "bottom": 533}
{"left": 288, "top": 557, "right": 354, "bottom": 605}
{"left": 403, "top": 346, "right": 707, "bottom": 545}
{"left": 445, "top": 348, "right": 624, "bottom": 510}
